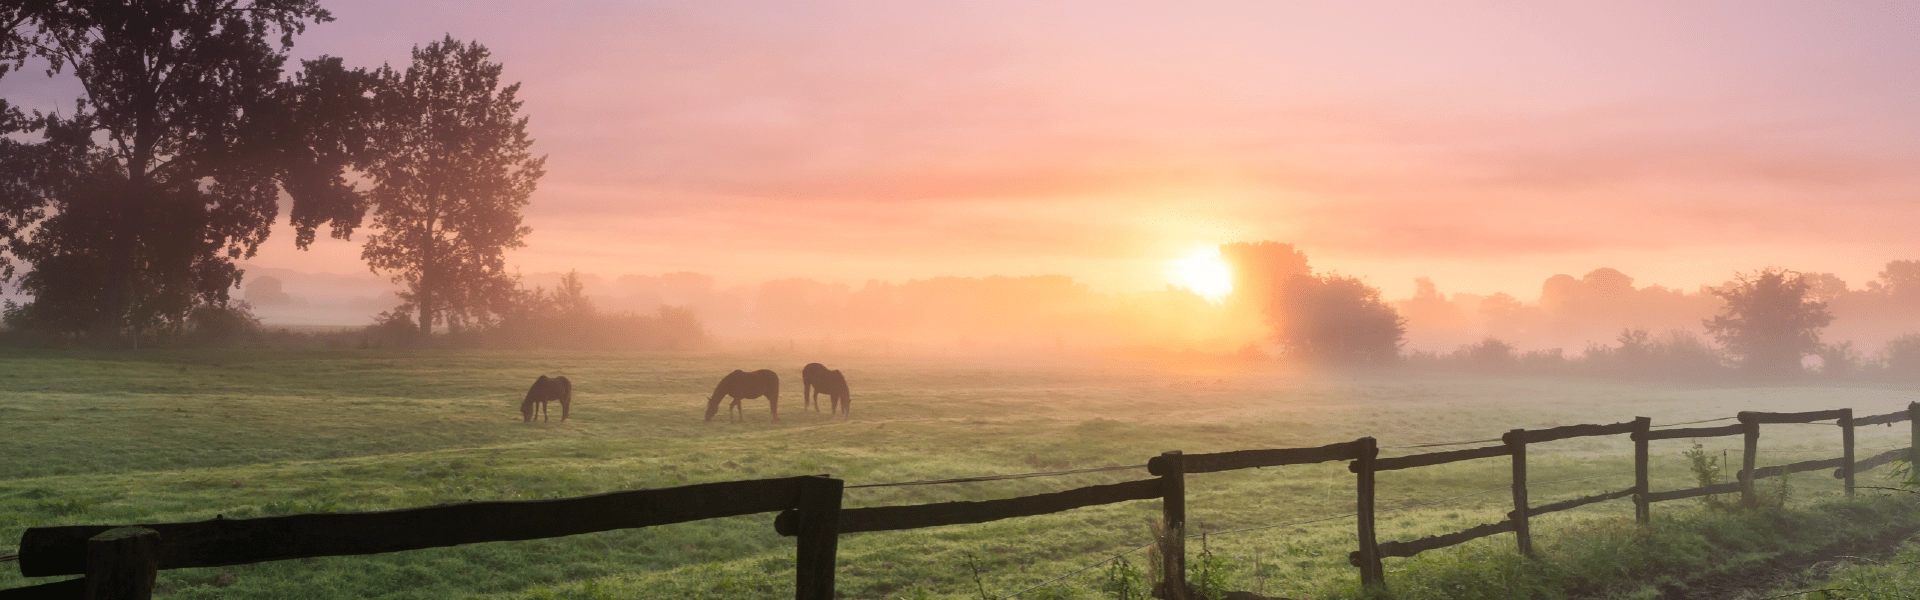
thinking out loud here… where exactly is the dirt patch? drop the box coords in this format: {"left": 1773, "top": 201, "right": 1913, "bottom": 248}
{"left": 1650, "top": 524, "right": 1920, "bottom": 600}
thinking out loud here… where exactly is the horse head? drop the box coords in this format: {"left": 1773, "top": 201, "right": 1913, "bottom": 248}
{"left": 705, "top": 372, "right": 741, "bottom": 422}
{"left": 522, "top": 375, "right": 550, "bottom": 422}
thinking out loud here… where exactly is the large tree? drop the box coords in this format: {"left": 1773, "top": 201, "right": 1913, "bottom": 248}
{"left": 1272, "top": 273, "right": 1406, "bottom": 364}
{"left": 0, "top": 1, "right": 366, "bottom": 344}
{"left": 1703, "top": 268, "right": 1834, "bottom": 376}
{"left": 361, "top": 36, "right": 545, "bottom": 335}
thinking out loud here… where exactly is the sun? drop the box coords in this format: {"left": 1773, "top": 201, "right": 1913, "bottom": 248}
{"left": 1169, "top": 247, "right": 1233, "bottom": 303}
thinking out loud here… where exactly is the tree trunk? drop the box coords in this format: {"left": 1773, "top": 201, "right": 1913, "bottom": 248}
{"left": 97, "top": 157, "right": 150, "bottom": 349}
{"left": 418, "top": 283, "right": 433, "bottom": 336}
{"left": 96, "top": 53, "right": 161, "bottom": 350}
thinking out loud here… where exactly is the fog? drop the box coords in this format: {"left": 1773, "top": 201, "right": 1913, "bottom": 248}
{"left": 237, "top": 256, "right": 1920, "bottom": 366}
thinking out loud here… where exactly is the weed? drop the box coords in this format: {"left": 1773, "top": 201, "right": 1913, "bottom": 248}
{"left": 1099, "top": 556, "right": 1146, "bottom": 600}
{"left": 1684, "top": 443, "right": 1735, "bottom": 510}
{"left": 1188, "top": 533, "right": 1236, "bottom": 600}
{"left": 966, "top": 553, "right": 992, "bottom": 600}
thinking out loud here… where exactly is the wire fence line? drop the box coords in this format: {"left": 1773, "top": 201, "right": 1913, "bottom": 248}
{"left": 1384, "top": 416, "right": 1744, "bottom": 450}
{"left": 850, "top": 413, "right": 1888, "bottom": 490}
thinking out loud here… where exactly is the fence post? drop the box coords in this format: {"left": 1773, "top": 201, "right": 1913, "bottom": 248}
{"left": 1840, "top": 409, "right": 1856, "bottom": 497}
{"left": 1157, "top": 451, "right": 1188, "bottom": 600}
{"left": 1738, "top": 412, "right": 1759, "bottom": 508}
{"left": 1503, "top": 429, "right": 1531, "bottom": 558}
{"left": 1910, "top": 402, "right": 1919, "bottom": 468}
{"left": 1633, "top": 417, "right": 1651, "bottom": 524}
{"left": 793, "top": 476, "right": 844, "bottom": 600}
{"left": 85, "top": 526, "right": 159, "bottom": 600}
{"left": 1353, "top": 437, "right": 1383, "bottom": 589}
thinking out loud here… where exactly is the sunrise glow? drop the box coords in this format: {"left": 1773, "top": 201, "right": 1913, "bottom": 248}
{"left": 1170, "top": 247, "right": 1234, "bottom": 303}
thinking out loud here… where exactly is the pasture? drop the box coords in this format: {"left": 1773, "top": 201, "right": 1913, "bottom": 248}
{"left": 0, "top": 349, "right": 1916, "bottom": 599}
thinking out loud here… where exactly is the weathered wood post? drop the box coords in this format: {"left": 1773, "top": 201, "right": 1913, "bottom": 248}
{"left": 1353, "top": 437, "right": 1384, "bottom": 589}
{"left": 1633, "top": 417, "right": 1651, "bottom": 524}
{"left": 1156, "top": 451, "right": 1189, "bottom": 600}
{"left": 1840, "top": 408, "right": 1856, "bottom": 497}
{"left": 1738, "top": 412, "right": 1759, "bottom": 508}
{"left": 1910, "top": 402, "right": 1920, "bottom": 467}
{"left": 793, "top": 476, "right": 844, "bottom": 600}
{"left": 1503, "top": 428, "right": 1532, "bottom": 557}
{"left": 85, "top": 526, "right": 159, "bottom": 600}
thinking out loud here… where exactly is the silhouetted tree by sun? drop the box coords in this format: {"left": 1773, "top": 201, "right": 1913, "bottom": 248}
{"left": 1272, "top": 273, "right": 1406, "bottom": 364}
{"left": 1219, "top": 241, "right": 1310, "bottom": 309}
{"left": 1703, "top": 268, "right": 1834, "bottom": 377}
{"left": 0, "top": 1, "right": 368, "bottom": 345}
{"left": 360, "top": 36, "right": 546, "bottom": 335}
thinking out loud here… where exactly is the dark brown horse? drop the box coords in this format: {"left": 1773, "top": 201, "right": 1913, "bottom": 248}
{"left": 522, "top": 375, "right": 572, "bottom": 422}
{"left": 706, "top": 369, "right": 780, "bottom": 423}
{"left": 815, "top": 369, "right": 851, "bottom": 419}
{"left": 801, "top": 362, "right": 831, "bottom": 412}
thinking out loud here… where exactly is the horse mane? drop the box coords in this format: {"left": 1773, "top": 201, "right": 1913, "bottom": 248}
{"left": 711, "top": 370, "right": 746, "bottom": 402}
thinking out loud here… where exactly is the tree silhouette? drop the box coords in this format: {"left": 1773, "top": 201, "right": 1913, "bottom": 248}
{"left": 1703, "top": 268, "right": 1833, "bottom": 376}
{"left": 360, "top": 36, "right": 545, "bottom": 335}
{"left": 1219, "top": 241, "right": 1309, "bottom": 309}
{"left": 1272, "top": 273, "right": 1405, "bottom": 364}
{"left": 0, "top": 1, "right": 364, "bottom": 344}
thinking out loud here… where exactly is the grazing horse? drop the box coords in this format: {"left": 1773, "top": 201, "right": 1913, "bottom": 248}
{"left": 522, "top": 375, "right": 572, "bottom": 422}
{"left": 814, "top": 369, "right": 851, "bottom": 419}
{"left": 801, "top": 362, "right": 831, "bottom": 412}
{"left": 706, "top": 369, "right": 780, "bottom": 423}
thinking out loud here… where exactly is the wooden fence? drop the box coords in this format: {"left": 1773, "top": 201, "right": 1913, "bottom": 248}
{"left": 5, "top": 402, "right": 1917, "bottom": 600}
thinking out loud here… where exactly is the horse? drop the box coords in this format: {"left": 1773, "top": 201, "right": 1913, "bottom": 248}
{"left": 801, "top": 362, "right": 831, "bottom": 412}
{"left": 814, "top": 369, "right": 851, "bottom": 419}
{"left": 522, "top": 375, "right": 572, "bottom": 422}
{"left": 706, "top": 369, "right": 780, "bottom": 423}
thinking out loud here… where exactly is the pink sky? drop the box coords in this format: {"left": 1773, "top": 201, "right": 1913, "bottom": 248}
{"left": 19, "top": 1, "right": 1920, "bottom": 298}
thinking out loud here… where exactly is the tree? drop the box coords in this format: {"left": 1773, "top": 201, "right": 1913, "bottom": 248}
{"left": 1272, "top": 273, "right": 1405, "bottom": 364}
{"left": 1219, "top": 241, "right": 1310, "bottom": 309}
{"left": 1703, "top": 268, "right": 1834, "bottom": 376}
{"left": 360, "top": 36, "right": 545, "bottom": 335}
{"left": 0, "top": 1, "right": 366, "bottom": 344}
{"left": 1870, "top": 260, "right": 1920, "bottom": 298}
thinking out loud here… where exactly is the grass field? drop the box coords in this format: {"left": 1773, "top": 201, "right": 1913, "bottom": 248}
{"left": 1, "top": 349, "right": 1917, "bottom": 599}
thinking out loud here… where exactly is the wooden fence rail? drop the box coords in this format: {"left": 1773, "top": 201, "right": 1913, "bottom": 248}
{"left": 7, "top": 403, "right": 1918, "bottom": 599}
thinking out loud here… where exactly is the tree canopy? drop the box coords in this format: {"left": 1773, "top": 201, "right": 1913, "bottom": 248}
{"left": 360, "top": 36, "right": 545, "bottom": 335}
{"left": 1703, "top": 268, "right": 1834, "bottom": 376}
{"left": 1272, "top": 272, "right": 1406, "bottom": 364}
{"left": 0, "top": 0, "right": 366, "bottom": 345}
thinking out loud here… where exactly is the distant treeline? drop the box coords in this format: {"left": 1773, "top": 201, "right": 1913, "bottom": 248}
{"left": 1409, "top": 329, "right": 1920, "bottom": 382}
{"left": 1, "top": 271, "right": 708, "bottom": 351}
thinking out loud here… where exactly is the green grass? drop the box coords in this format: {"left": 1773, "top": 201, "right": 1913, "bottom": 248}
{"left": 0, "top": 348, "right": 1916, "bottom": 598}
{"left": 1761, "top": 533, "right": 1920, "bottom": 600}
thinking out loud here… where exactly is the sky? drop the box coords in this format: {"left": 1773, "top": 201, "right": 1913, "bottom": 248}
{"left": 11, "top": 1, "right": 1920, "bottom": 299}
